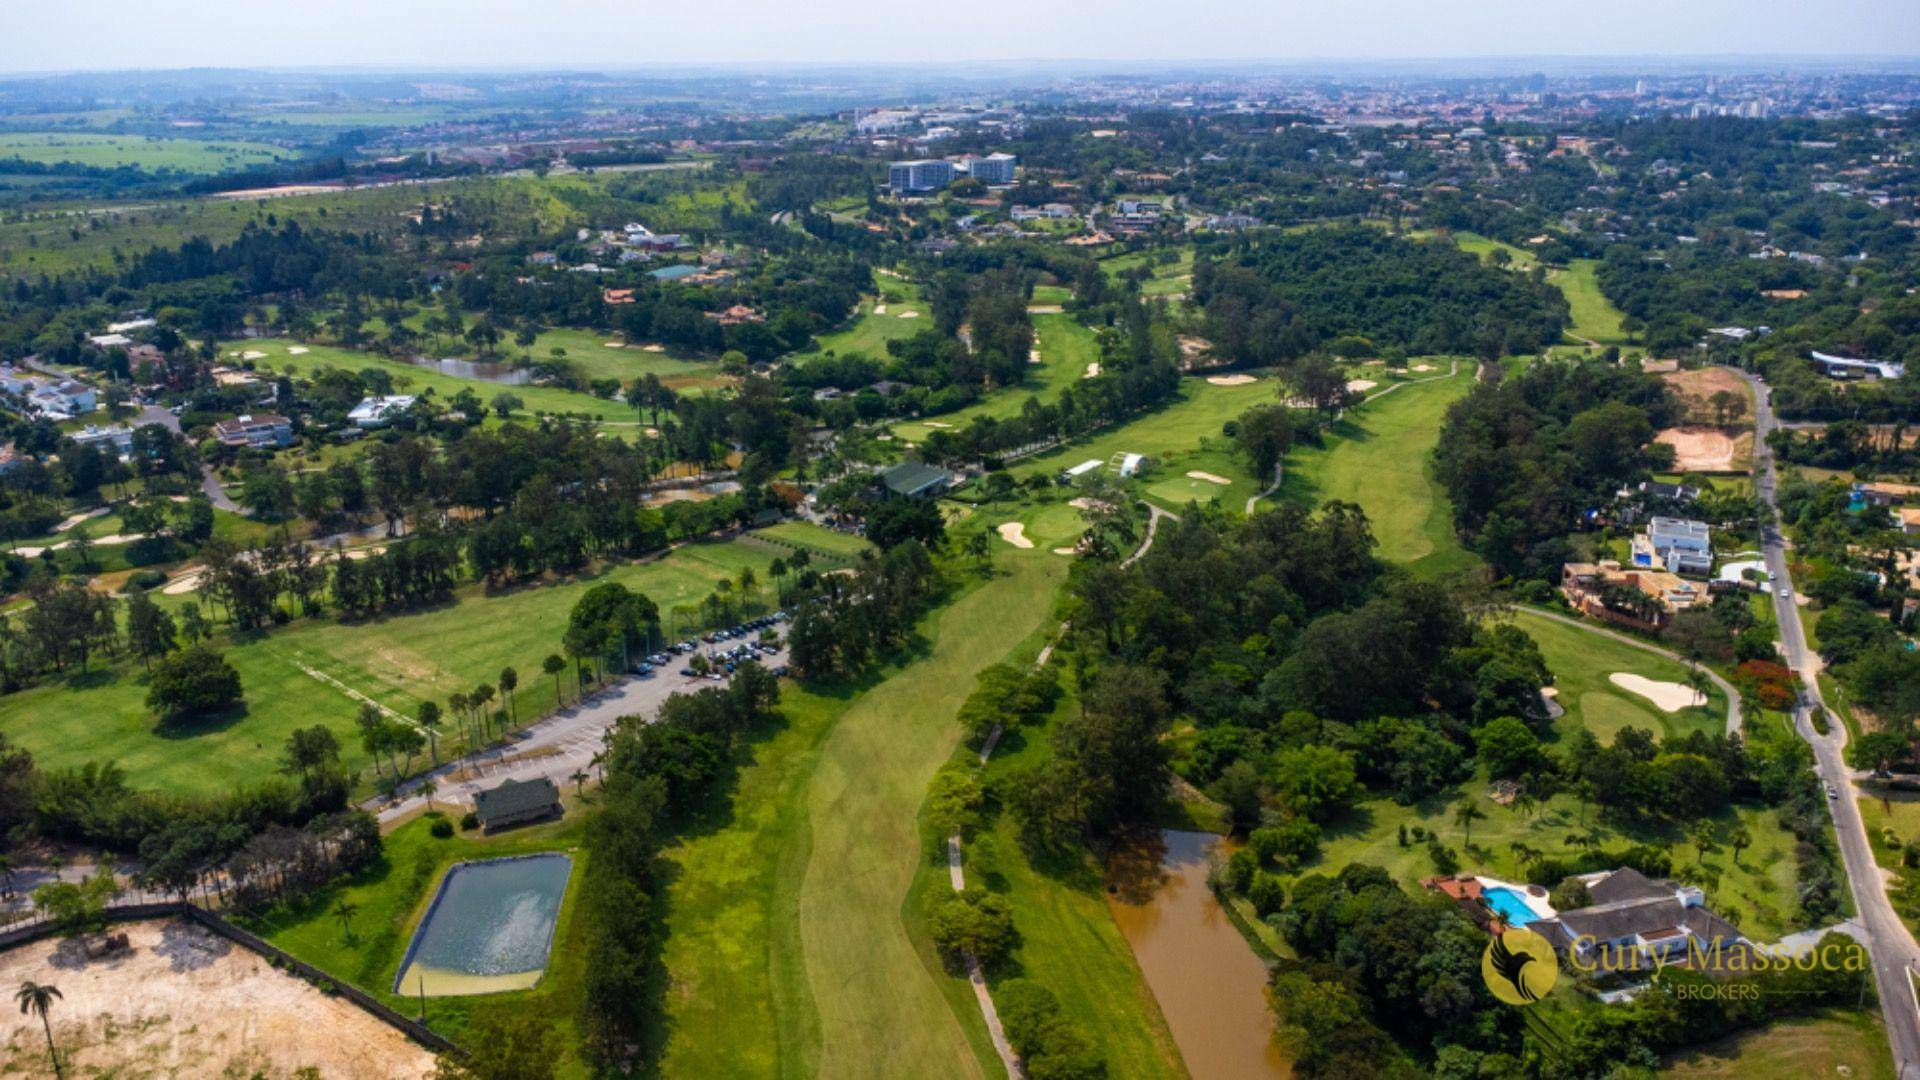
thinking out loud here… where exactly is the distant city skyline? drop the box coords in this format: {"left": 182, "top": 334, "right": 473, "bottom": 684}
{"left": 3, "top": 0, "right": 1919, "bottom": 75}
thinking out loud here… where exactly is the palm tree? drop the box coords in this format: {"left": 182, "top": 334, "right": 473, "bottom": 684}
{"left": 1453, "top": 801, "right": 1487, "bottom": 849}
{"left": 331, "top": 898, "right": 359, "bottom": 944}
{"left": 499, "top": 667, "right": 518, "bottom": 725}
{"left": 449, "top": 692, "right": 470, "bottom": 750}
{"left": 416, "top": 701, "right": 441, "bottom": 764}
{"left": 544, "top": 654, "right": 566, "bottom": 707}
{"left": 1727, "top": 823, "right": 1753, "bottom": 867}
{"left": 473, "top": 684, "right": 496, "bottom": 737}
{"left": 570, "top": 770, "right": 589, "bottom": 797}
{"left": 419, "top": 778, "right": 438, "bottom": 812}
{"left": 16, "top": 980, "right": 61, "bottom": 1078}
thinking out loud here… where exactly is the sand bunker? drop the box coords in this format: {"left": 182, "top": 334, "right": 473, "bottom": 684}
{"left": 1053, "top": 546, "right": 1083, "bottom": 556}
{"left": 1411, "top": 363, "right": 1436, "bottom": 373}
{"left": 873, "top": 304, "right": 888, "bottom": 314}
{"left": 997, "top": 522, "right": 1035, "bottom": 549}
{"left": 54, "top": 507, "right": 111, "bottom": 533}
{"left": 1084, "top": 362, "right": 1102, "bottom": 379}
{"left": 1029, "top": 348, "right": 1043, "bottom": 364}
{"left": 1346, "top": 379, "right": 1378, "bottom": 393}
{"left": 241, "top": 350, "right": 267, "bottom": 361}
{"left": 1028, "top": 304, "right": 1065, "bottom": 314}
{"left": 1609, "top": 672, "right": 1704, "bottom": 712}
{"left": 287, "top": 346, "right": 309, "bottom": 355}
{"left": 1206, "top": 374, "right": 1257, "bottom": 386}
{"left": 1186, "top": 471, "right": 1233, "bottom": 485}
{"left": 1068, "top": 497, "right": 1116, "bottom": 512}
{"left": 0, "top": 918, "right": 435, "bottom": 1078}
{"left": 1656, "top": 426, "right": 1742, "bottom": 472}
{"left": 643, "top": 344, "right": 665, "bottom": 353}
{"left": 923, "top": 420, "right": 954, "bottom": 429}
{"left": 162, "top": 570, "right": 206, "bottom": 595}
{"left": 602, "top": 341, "right": 625, "bottom": 348}
{"left": 898, "top": 311, "right": 921, "bottom": 319}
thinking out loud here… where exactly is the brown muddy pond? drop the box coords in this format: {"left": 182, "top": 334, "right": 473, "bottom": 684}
{"left": 1107, "top": 829, "right": 1288, "bottom": 1079}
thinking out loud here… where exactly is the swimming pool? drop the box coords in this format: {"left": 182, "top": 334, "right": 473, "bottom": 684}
{"left": 394, "top": 853, "right": 573, "bottom": 996}
{"left": 1483, "top": 885, "right": 1542, "bottom": 927}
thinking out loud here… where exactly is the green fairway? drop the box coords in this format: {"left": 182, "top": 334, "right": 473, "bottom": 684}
{"left": 0, "top": 133, "right": 292, "bottom": 172}
{"left": 245, "top": 810, "right": 594, "bottom": 1075}
{"left": 909, "top": 666, "right": 1186, "bottom": 1080}
{"left": 1509, "top": 608, "right": 1725, "bottom": 743}
{"left": 232, "top": 338, "right": 637, "bottom": 421}
{"left": 1278, "top": 364, "right": 1478, "bottom": 575}
{"left": 656, "top": 547, "right": 1069, "bottom": 1078}
{"left": 810, "top": 281, "right": 928, "bottom": 358}
{"left": 1553, "top": 259, "right": 1631, "bottom": 346}
{"left": 1010, "top": 376, "right": 1274, "bottom": 505}
{"left": 892, "top": 314, "right": 1101, "bottom": 443}
{"left": 0, "top": 539, "right": 782, "bottom": 793}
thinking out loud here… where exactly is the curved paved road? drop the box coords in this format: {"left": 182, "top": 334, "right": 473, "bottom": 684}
{"left": 1734, "top": 366, "right": 1920, "bottom": 1076}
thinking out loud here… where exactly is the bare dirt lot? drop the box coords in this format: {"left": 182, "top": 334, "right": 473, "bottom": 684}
{"left": 1657, "top": 425, "right": 1752, "bottom": 472}
{"left": 1663, "top": 367, "right": 1752, "bottom": 423}
{"left": 0, "top": 919, "right": 437, "bottom": 1079}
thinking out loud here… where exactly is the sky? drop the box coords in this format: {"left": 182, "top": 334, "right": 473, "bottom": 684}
{"left": 3, "top": 0, "right": 1918, "bottom": 74}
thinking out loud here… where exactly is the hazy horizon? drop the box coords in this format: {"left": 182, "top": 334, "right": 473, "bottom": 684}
{"left": 4, "top": 0, "right": 1918, "bottom": 76}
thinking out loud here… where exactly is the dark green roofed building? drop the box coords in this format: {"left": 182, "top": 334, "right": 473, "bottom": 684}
{"left": 877, "top": 460, "right": 953, "bottom": 499}
{"left": 472, "top": 776, "right": 563, "bottom": 834}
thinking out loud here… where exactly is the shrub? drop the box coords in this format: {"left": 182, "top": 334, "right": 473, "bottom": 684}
{"left": 928, "top": 888, "right": 1016, "bottom": 969}
{"left": 122, "top": 569, "right": 167, "bottom": 592}
{"left": 1248, "top": 871, "right": 1287, "bottom": 917}
{"left": 430, "top": 818, "right": 454, "bottom": 839}
{"left": 460, "top": 811, "right": 479, "bottom": 831}
{"left": 1248, "top": 818, "right": 1322, "bottom": 870}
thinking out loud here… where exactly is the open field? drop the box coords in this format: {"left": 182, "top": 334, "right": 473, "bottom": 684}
{"left": 1278, "top": 364, "right": 1477, "bottom": 575}
{"left": 246, "top": 810, "right": 590, "bottom": 1073}
{"left": 234, "top": 338, "right": 638, "bottom": 421}
{"left": 0, "top": 916, "right": 437, "bottom": 1078}
{"left": 656, "top": 545, "right": 1069, "bottom": 1078}
{"left": 892, "top": 314, "right": 1101, "bottom": 442}
{"left": 0, "top": 133, "right": 292, "bottom": 172}
{"left": 1662, "top": 1010, "right": 1896, "bottom": 1078}
{"left": 1450, "top": 230, "right": 1539, "bottom": 270}
{"left": 0, "top": 536, "right": 788, "bottom": 793}
{"left": 378, "top": 315, "right": 728, "bottom": 391}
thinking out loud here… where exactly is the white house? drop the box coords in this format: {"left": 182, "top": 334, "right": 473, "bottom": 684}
{"left": 348, "top": 395, "right": 418, "bottom": 428}
{"left": 1640, "top": 516, "right": 1713, "bottom": 576}
{"left": 67, "top": 424, "right": 134, "bottom": 456}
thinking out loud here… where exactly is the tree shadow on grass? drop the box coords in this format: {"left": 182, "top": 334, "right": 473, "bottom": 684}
{"left": 152, "top": 701, "right": 251, "bottom": 740}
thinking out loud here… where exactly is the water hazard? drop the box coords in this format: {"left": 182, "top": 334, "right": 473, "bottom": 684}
{"left": 1107, "top": 830, "right": 1289, "bottom": 1079}
{"left": 394, "top": 853, "right": 572, "bottom": 996}
{"left": 402, "top": 356, "right": 534, "bottom": 384}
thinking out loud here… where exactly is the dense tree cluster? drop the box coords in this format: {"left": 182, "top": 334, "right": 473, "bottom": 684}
{"left": 1434, "top": 357, "right": 1678, "bottom": 579}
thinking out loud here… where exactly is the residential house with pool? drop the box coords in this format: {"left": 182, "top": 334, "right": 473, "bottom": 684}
{"left": 1427, "top": 867, "right": 1747, "bottom": 972}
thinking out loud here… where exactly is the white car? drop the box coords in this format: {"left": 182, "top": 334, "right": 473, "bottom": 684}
{"left": 1778, "top": 587, "right": 1792, "bottom": 598}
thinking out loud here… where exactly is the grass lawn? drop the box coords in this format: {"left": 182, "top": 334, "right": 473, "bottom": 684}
{"left": 1553, "top": 259, "right": 1632, "bottom": 346}
{"left": 381, "top": 317, "right": 728, "bottom": 392}
{"left": 891, "top": 314, "right": 1100, "bottom": 443}
{"left": 244, "top": 810, "right": 595, "bottom": 1076}
{"left": 0, "top": 539, "right": 783, "bottom": 794}
{"left": 232, "top": 338, "right": 636, "bottom": 422}
{"left": 655, "top": 546, "right": 1069, "bottom": 1078}
{"left": 1661, "top": 1010, "right": 1895, "bottom": 1078}
{"left": 0, "top": 133, "right": 292, "bottom": 172}
{"left": 1277, "top": 364, "right": 1477, "bottom": 575}
{"left": 1449, "top": 230, "right": 1539, "bottom": 270}
{"left": 809, "top": 281, "right": 928, "bottom": 359}
{"left": 752, "top": 520, "right": 872, "bottom": 560}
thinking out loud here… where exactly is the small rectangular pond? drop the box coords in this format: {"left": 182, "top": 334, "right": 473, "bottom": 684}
{"left": 394, "top": 852, "right": 573, "bottom": 997}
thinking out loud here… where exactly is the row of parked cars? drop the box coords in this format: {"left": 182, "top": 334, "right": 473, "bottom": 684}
{"left": 624, "top": 613, "right": 791, "bottom": 682}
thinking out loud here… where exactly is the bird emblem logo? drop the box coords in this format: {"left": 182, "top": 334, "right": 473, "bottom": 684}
{"left": 1482, "top": 927, "right": 1557, "bottom": 1005}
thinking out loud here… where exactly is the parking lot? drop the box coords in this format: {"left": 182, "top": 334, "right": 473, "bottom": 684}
{"left": 372, "top": 614, "right": 791, "bottom": 824}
